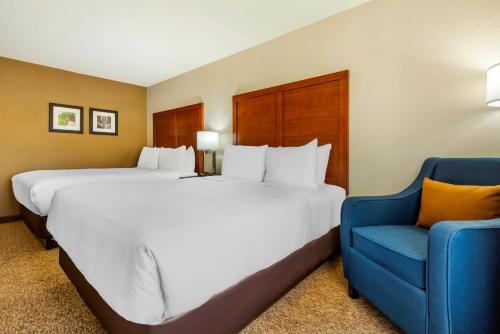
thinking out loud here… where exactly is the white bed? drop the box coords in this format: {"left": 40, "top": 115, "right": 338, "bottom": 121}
{"left": 47, "top": 176, "right": 345, "bottom": 325}
{"left": 12, "top": 168, "right": 196, "bottom": 216}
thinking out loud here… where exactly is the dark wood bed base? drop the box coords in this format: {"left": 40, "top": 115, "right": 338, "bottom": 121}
{"left": 60, "top": 226, "right": 339, "bottom": 334}
{"left": 20, "top": 205, "right": 57, "bottom": 250}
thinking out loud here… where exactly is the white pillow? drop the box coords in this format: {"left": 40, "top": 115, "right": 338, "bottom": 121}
{"left": 264, "top": 139, "right": 318, "bottom": 189}
{"left": 222, "top": 145, "right": 268, "bottom": 182}
{"left": 137, "top": 147, "right": 160, "bottom": 170}
{"left": 316, "top": 144, "right": 332, "bottom": 185}
{"left": 183, "top": 146, "right": 196, "bottom": 173}
{"left": 158, "top": 146, "right": 186, "bottom": 171}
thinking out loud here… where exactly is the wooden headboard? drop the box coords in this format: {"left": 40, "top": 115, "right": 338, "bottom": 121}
{"left": 153, "top": 103, "right": 204, "bottom": 173}
{"left": 233, "top": 71, "right": 349, "bottom": 190}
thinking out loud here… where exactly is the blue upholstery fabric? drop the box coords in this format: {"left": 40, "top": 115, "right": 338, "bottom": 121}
{"left": 352, "top": 225, "right": 428, "bottom": 288}
{"left": 432, "top": 158, "right": 500, "bottom": 185}
{"left": 349, "top": 248, "right": 427, "bottom": 334}
{"left": 341, "top": 157, "right": 440, "bottom": 278}
{"left": 341, "top": 157, "right": 500, "bottom": 334}
{"left": 428, "top": 219, "right": 500, "bottom": 334}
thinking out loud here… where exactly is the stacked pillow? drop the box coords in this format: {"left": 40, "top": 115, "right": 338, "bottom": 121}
{"left": 221, "top": 139, "right": 332, "bottom": 188}
{"left": 183, "top": 146, "right": 196, "bottom": 174}
{"left": 158, "top": 146, "right": 186, "bottom": 171}
{"left": 316, "top": 143, "right": 332, "bottom": 185}
{"left": 137, "top": 146, "right": 196, "bottom": 173}
{"left": 137, "top": 147, "right": 161, "bottom": 170}
{"left": 222, "top": 144, "right": 268, "bottom": 182}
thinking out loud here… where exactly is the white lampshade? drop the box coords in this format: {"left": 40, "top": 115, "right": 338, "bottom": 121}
{"left": 487, "top": 63, "right": 500, "bottom": 107}
{"left": 197, "top": 131, "right": 219, "bottom": 151}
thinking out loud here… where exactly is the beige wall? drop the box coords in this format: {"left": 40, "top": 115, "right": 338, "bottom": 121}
{"left": 148, "top": 0, "right": 500, "bottom": 195}
{"left": 0, "top": 57, "right": 146, "bottom": 217}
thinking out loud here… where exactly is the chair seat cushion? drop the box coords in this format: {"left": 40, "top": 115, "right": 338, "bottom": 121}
{"left": 352, "top": 225, "right": 428, "bottom": 289}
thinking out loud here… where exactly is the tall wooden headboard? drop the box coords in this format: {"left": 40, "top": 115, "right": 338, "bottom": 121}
{"left": 233, "top": 71, "right": 349, "bottom": 190}
{"left": 153, "top": 103, "right": 204, "bottom": 173}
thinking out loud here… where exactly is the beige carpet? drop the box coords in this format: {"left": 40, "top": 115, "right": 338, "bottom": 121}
{"left": 0, "top": 221, "right": 400, "bottom": 333}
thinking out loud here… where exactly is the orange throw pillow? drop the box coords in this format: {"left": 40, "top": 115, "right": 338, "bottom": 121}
{"left": 416, "top": 178, "right": 500, "bottom": 228}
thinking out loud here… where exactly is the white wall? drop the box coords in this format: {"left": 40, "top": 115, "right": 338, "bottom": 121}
{"left": 148, "top": 0, "right": 500, "bottom": 195}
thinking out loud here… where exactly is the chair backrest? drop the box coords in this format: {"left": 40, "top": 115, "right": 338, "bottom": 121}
{"left": 431, "top": 158, "right": 500, "bottom": 186}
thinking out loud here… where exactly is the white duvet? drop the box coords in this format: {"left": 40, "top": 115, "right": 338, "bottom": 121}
{"left": 47, "top": 177, "right": 345, "bottom": 325}
{"left": 12, "top": 168, "right": 194, "bottom": 216}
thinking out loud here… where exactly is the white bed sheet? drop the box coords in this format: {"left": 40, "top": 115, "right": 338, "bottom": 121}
{"left": 47, "top": 176, "right": 345, "bottom": 325}
{"left": 12, "top": 168, "right": 195, "bottom": 216}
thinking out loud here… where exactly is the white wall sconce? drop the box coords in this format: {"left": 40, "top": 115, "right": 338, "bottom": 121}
{"left": 487, "top": 63, "right": 500, "bottom": 107}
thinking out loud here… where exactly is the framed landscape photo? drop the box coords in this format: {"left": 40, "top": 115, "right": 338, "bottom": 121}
{"left": 89, "top": 108, "right": 118, "bottom": 136}
{"left": 49, "top": 103, "right": 84, "bottom": 134}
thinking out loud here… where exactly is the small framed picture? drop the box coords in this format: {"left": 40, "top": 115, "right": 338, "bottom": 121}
{"left": 89, "top": 108, "right": 118, "bottom": 136}
{"left": 49, "top": 103, "right": 84, "bottom": 134}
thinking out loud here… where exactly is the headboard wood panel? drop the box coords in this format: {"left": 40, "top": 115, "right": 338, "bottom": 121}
{"left": 153, "top": 103, "right": 204, "bottom": 173}
{"left": 233, "top": 71, "right": 349, "bottom": 190}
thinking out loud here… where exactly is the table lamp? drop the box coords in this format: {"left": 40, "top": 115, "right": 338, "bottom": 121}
{"left": 197, "top": 131, "right": 219, "bottom": 175}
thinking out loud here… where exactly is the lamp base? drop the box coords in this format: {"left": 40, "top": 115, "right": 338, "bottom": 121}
{"left": 212, "top": 151, "right": 217, "bottom": 175}
{"left": 204, "top": 150, "right": 217, "bottom": 175}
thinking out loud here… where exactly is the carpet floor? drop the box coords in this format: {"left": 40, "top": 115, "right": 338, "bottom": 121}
{"left": 0, "top": 221, "right": 400, "bottom": 333}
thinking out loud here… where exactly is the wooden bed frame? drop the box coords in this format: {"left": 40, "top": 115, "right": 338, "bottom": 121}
{"left": 233, "top": 70, "right": 349, "bottom": 189}
{"left": 18, "top": 103, "right": 205, "bottom": 250}
{"left": 153, "top": 103, "right": 204, "bottom": 174}
{"left": 59, "top": 70, "right": 349, "bottom": 333}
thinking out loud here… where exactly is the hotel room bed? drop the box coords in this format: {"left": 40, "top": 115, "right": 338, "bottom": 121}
{"left": 53, "top": 70, "right": 349, "bottom": 333}
{"left": 12, "top": 168, "right": 196, "bottom": 217}
{"left": 48, "top": 176, "right": 345, "bottom": 325}
{"left": 12, "top": 103, "right": 205, "bottom": 249}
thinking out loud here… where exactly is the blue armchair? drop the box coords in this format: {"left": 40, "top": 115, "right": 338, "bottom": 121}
{"left": 341, "top": 158, "right": 500, "bottom": 334}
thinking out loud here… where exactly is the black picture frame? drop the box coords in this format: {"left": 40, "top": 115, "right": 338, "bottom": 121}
{"left": 48, "top": 102, "right": 84, "bottom": 134}
{"left": 89, "top": 108, "right": 118, "bottom": 136}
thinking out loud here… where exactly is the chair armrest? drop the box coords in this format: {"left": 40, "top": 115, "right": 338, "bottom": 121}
{"left": 428, "top": 219, "right": 500, "bottom": 334}
{"left": 341, "top": 158, "right": 440, "bottom": 277}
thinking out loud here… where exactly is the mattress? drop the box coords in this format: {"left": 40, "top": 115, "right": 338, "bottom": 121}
{"left": 47, "top": 177, "right": 345, "bottom": 325}
{"left": 12, "top": 168, "right": 196, "bottom": 216}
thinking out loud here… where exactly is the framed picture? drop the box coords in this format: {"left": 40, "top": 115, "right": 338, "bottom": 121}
{"left": 49, "top": 103, "right": 84, "bottom": 134}
{"left": 89, "top": 108, "right": 118, "bottom": 136}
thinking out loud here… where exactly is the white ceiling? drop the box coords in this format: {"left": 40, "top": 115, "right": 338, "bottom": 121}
{"left": 0, "top": 0, "right": 368, "bottom": 87}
